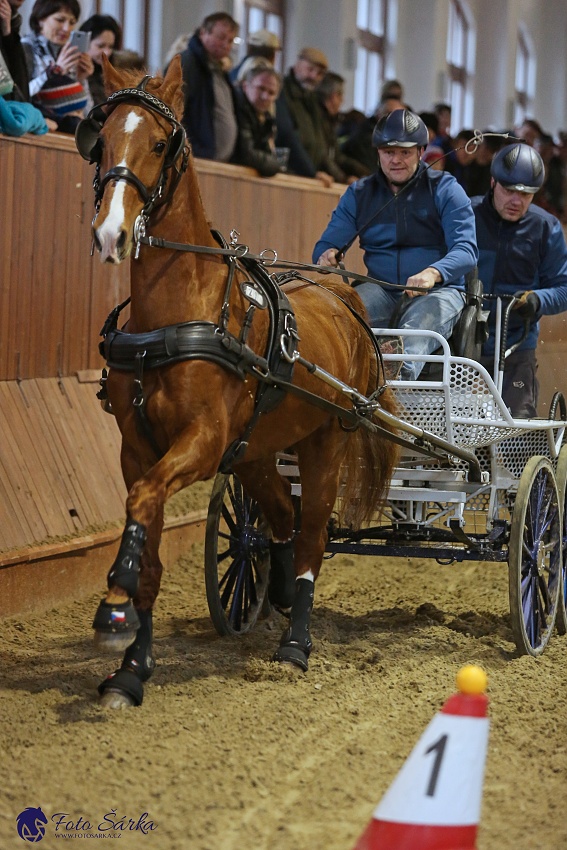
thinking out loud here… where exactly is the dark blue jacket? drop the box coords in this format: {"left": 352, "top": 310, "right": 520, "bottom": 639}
{"left": 180, "top": 32, "right": 237, "bottom": 160}
{"left": 472, "top": 192, "right": 567, "bottom": 354}
{"left": 313, "top": 163, "right": 477, "bottom": 288}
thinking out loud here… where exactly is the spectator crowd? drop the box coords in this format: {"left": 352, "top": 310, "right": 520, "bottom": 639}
{"left": 1, "top": 2, "right": 566, "bottom": 219}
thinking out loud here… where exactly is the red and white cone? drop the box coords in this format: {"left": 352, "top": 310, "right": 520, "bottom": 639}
{"left": 353, "top": 664, "right": 490, "bottom": 850}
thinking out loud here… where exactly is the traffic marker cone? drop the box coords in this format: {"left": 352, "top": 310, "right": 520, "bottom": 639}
{"left": 353, "top": 664, "right": 490, "bottom": 850}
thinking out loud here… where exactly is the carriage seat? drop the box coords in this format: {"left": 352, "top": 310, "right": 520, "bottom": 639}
{"left": 419, "top": 270, "right": 488, "bottom": 380}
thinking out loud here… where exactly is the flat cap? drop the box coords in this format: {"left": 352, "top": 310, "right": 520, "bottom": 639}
{"left": 298, "top": 46, "right": 328, "bottom": 70}
{"left": 248, "top": 29, "right": 281, "bottom": 49}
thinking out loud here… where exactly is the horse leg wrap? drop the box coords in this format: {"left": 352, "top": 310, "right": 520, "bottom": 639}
{"left": 97, "top": 610, "right": 155, "bottom": 706}
{"left": 107, "top": 519, "right": 147, "bottom": 596}
{"left": 272, "top": 578, "right": 314, "bottom": 672}
{"left": 122, "top": 608, "right": 155, "bottom": 681}
{"left": 268, "top": 540, "right": 296, "bottom": 614}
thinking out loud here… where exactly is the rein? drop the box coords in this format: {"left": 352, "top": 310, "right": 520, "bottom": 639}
{"left": 135, "top": 232, "right": 419, "bottom": 293}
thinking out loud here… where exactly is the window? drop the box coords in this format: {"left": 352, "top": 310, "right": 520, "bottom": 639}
{"left": 233, "top": 0, "right": 285, "bottom": 71}
{"left": 515, "top": 25, "right": 535, "bottom": 126}
{"left": 446, "top": 0, "right": 475, "bottom": 131}
{"left": 354, "top": 0, "right": 393, "bottom": 114}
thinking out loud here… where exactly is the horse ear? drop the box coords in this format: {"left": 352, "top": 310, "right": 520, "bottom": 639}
{"left": 160, "top": 55, "right": 184, "bottom": 119}
{"left": 101, "top": 52, "right": 123, "bottom": 96}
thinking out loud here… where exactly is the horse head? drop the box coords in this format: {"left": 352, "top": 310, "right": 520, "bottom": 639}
{"left": 76, "top": 55, "right": 187, "bottom": 264}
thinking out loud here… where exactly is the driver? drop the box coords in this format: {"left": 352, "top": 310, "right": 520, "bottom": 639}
{"left": 312, "top": 108, "right": 478, "bottom": 380}
{"left": 472, "top": 142, "right": 567, "bottom": 417}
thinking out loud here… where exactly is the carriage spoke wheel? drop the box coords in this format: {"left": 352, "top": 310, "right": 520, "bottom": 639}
{"left": 205, "top": 472, "right": 270, "bottom": 636}
{"left": 554, "top": 444, "right": 567, "bottom": 634}
{"left": 508, "top": 456, "right": 562, "bottom": 656}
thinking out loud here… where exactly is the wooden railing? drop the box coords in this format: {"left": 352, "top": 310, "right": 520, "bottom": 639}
{"left": 0, "top": 130, "right": 362, "bottom": 382}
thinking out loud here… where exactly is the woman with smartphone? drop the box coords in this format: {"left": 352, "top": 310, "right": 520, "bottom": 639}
{"left": 21, "top": 0, "right": 93, "bottom": 133}
{"left": 79, "top": 13, "right": 121, "bottom": 105}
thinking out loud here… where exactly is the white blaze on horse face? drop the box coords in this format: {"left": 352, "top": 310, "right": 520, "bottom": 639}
{"left": 95, "top": 110, "right": 144, "bottom": 263}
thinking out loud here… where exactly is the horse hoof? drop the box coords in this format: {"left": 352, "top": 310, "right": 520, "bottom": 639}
{"left": 92, "top": 598, "right": 140, "bottom": 631}
{"left": 98, "top": 688, "right": 136, "bottom": 710}
{"left": 94, "top": 630, "right": 136, "bottom": 654}
{"left": 97, "top": 668, "right": 144, "bottom": 706}
{"left": 272, "top": 644, "right": 309, "bottom": 672}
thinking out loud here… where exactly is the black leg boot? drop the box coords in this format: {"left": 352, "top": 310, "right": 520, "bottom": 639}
{"left": 272, "top": 577, "right": 314, "bottom": 671}
{"left": 98, "top": 609, "right": 155, "bottom": 706}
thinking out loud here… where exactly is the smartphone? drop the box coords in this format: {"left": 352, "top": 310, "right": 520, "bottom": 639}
{"left": 69, "top": 30, "right": 91, "bottom": 53}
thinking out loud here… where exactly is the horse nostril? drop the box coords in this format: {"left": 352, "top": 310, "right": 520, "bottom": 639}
{"left": 117, "top": 230, "right": 127, "bottom": 253}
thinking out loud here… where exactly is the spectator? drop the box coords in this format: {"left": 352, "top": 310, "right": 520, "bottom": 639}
{"left": 432, "top": 101, "right": 453, "bottom": 155}
{"left": 340, "top": 94, "right": 406, "bottom": 175}
{"left": 275, "top": 45, "right": 334, "bottom": 186}
{"left": 420, "top": 110, "right": 444, "bottom": 170}
{"left": 380, "top": 78, "right": 404, "bottom": 102}
{"left": 229, "top": 28, "right": 280, "bottom": 84}
{"left": 472, "top": 143, "right": 567, "bottom": 417}
{"left": 533, "top": 133, "right": 564, "bottom": 218}
{"left": 316, "top": 71, "right": 369, "bottom": 183}
{"left": 179, "top": 12, "right": 239, "bottom": 162}
{"left": 0, "top": 0, "right": 31, "bottom": 101}
{"left": 21, "top": 0, "right": 93, "bottom": 134}
{"left": 111, "top": 48, "right": 145, "bottom": 71}
{"left": 515, "top": 117, "right": 543, "bottom": 148}
{"left": 313, "top": 109, "right": 477, "bottom": 381}
{"left": 465, "top": 132, "right": 505, "bottom": 197}
{"left": 79, "top": 13, "right": 122, "bottom": 104}
{"left": 444, "top": 128, "right": 477, "bottom": 191}
{"left": 162, "top": 33, "right": 189, "bottom": 74}
{"left": 232, "top": 63, "right": 282, "bottom": 177}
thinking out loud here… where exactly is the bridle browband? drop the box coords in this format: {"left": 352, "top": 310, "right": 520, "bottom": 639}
{"left": 76, "top": 75, "right": 189, "bottom": 228}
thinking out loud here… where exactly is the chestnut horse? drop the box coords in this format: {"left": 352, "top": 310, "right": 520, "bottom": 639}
{"left": 76, "top": 56, "right": 398, "bottom": 707}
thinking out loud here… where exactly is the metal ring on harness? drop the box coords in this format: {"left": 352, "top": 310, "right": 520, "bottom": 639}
{"left": 280, "top": 333, "right": 300, "bottom": 363}
{"left": 260, "top": 248, "right": 278, "bottom": 265}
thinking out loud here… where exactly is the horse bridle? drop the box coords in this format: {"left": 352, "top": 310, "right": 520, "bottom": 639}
{"left": 75, "top": 76, "right": 188, "bottom": 225}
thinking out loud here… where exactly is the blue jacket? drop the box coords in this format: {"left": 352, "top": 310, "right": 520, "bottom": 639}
{"left": 312, "top": 163, "right": 478, "bottom": 289}
{"left": 180, "top": 32, "right": 237, "bottom": 160}
{"left": 472, "top": 192, "right": 567, "bottom": 354}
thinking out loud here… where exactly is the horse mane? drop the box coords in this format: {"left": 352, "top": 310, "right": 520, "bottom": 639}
{"left": 317, "top": 276, "right": 370, "bottom": 319}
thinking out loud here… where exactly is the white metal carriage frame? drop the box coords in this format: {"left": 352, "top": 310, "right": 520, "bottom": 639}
{"left": 205, "top": 319, "right": 567, "bottom": 659}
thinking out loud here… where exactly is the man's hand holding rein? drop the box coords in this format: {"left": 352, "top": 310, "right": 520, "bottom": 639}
{"left": 405, "top": 267, "right": 442, "bottom": 297}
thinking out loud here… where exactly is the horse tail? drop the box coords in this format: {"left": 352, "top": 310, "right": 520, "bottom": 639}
{"left": 339, "top": 331, "right": 399, "bottom": 528}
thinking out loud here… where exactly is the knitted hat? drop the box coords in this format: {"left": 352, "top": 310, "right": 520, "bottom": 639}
{"left": 247, "top": 29, "right": 280, "bottom": 49}
{"left": 35, "top": 73, "right": 87, "bottom": 116}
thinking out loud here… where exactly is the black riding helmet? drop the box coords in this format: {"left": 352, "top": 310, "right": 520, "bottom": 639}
{"left": 372, "top": 108, "right": 429, "bottom": 148}
{"left": 491, "top": 142, "right": 545, "bottom": 193}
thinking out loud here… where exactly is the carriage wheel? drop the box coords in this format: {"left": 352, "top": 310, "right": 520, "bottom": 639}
{"left": 554, "top": 444, "right": 567, "bottom": 634}
{"left": 204, "top": 472, "right": 270, "bottom": 636}
{"left": 508, "top": 456, "right": 562, "bottom": 656}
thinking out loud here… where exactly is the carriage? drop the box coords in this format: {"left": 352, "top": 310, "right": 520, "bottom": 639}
{"left": 205, "top": 316, "right": 567, "bottom": 659}
{"left": 77, "top": 56, "right": 566, "bottom": 707}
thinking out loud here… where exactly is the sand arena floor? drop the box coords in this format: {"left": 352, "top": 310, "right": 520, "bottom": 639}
{"left": 1, "top": 485, "right": 566, "bottom": 849}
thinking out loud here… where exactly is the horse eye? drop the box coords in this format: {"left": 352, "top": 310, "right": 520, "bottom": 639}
{"left": 154, "top": 141, "right": 167, "bottom": 155}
